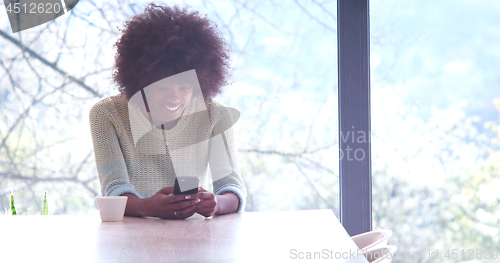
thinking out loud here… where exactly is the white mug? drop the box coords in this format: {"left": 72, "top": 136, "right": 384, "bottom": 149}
{"left": 95, "top": 196, "right": 128, "bottom": 222}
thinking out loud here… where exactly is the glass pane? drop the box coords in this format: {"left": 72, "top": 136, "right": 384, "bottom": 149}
{"left": 371, "top": 0, "right": 500, "bottom": 262}
{"left": 195, "top": 0, "right": 339, "bottom": 213}
{"left": 1, "top": 1, "right": 338, "bottom": 215}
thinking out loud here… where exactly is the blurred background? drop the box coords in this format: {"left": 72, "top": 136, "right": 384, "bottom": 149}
{"left": 1, "top": 0, "right": 499, "bottom": 262}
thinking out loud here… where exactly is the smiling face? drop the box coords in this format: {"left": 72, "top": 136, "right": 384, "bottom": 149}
{"left": 146, "top": 81, "right": 194, "bottom": 129}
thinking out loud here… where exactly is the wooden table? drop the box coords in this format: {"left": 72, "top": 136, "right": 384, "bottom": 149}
{"left": 0, "top": 209, "right": 368, "bottom": 262}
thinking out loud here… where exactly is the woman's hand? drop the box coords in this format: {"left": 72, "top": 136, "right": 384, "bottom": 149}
{"left": 146, "top": 186, "right": 203, "bottom": 219}
{"left": 122, "top": 186, "right": 201, "bottom": 219}
{"left": 194, "top": 188, "right": 220, "bottom": 218}
{"left": 194, "top": 188, "right": 240, "bottom": 217}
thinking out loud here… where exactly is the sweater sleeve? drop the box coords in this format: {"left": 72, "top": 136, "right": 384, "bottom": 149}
{"left": 89, "top": 99, "right": 142, "bottom": 198}
{"left": 208, "top": 102, "right": 247, "bottom": 212}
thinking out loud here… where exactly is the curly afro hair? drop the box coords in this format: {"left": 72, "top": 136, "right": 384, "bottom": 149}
{"left": 113, "top": 3, "right": 231, "bottom": 101}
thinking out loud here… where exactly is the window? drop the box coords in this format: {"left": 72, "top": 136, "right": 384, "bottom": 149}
{"left": 1, "top": 0, "right": 340, "bottom": 216}
{"left": 371, "top": 0, "right": 500, "bottom": 261}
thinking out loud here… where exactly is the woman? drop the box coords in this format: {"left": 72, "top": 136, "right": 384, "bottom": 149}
{"left": 89, "top": 3, "right": 246, "bottom": 219}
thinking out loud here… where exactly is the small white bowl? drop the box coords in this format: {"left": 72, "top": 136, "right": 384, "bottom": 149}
{"left": 351, "top": 229, "right": 393, "bottom": 250}
{"left": 95, "top": 196, "right": 128, "bottom": 222}
{"left": 364, "top": 245, "right": 397, "bottom": 263}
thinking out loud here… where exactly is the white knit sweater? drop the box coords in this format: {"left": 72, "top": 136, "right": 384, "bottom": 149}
{"left": 89, "top": 94, "right": 246, "bottom": 212}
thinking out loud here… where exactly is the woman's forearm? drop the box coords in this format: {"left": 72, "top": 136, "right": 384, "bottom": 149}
{"left": 216, "top": 192, "right": 239, "bottom": 215}
{"left": 122, "top": 193, "right": 148, "bottom": 217}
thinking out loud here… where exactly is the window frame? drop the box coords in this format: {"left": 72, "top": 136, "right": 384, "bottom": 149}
{"left": 337, "top": 0, "right": 372, "bottom": 236}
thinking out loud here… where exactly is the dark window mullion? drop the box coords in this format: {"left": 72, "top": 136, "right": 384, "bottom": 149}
{"left": 337, "top": 0, "right": 372, "bottom": 236}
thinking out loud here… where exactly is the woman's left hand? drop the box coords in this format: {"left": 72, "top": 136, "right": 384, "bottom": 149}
{"left": 195, "top": 187, "right": 220, "bottom": 217}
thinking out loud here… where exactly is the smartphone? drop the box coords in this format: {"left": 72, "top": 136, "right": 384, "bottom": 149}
{"left": 173, "top": 176, "right": 199, "bottom": 195}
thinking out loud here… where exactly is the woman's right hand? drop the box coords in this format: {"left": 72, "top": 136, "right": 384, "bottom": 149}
{"left": 123, "top": 187, "right": 201, "bottom": 219}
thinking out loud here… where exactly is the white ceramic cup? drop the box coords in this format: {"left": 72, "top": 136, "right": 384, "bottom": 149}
{"left": 95, "top": 196, "right": 128, "bottom": 222}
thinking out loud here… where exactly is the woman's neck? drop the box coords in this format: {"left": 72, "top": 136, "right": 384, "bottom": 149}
{"left": 158, "top": 118, "right": 179, "bottom": 130}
